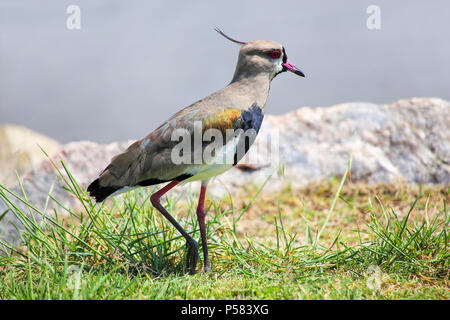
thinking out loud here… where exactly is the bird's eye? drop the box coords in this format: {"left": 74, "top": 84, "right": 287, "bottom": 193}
{"left": 268, "top": 50, "right": 281, "bottom": 59}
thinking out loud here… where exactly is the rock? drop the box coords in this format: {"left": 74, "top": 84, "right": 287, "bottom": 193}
{"left": 0, "top": 140, "right": 131, "bottom": 248}
{"left": 1, "top": 97, "right": 449, "bottom": 249}
{"left": 216, "top": 97, "right": 450, "bottom": 193}
{"left": 0, "top": 125, "right": 62, "bottom": 187}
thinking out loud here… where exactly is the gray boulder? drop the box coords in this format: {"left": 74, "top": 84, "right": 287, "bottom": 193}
{"left": 1, "top": 97, "right": 449, "bottom": 248}
{"left": 0, "top": 125, "right": 62, "bottom": 188}
{"left": 221, "top": 97, "right": 449, "bottom": 191}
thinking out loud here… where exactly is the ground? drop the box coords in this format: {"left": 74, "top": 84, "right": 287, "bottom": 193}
{"left": 0, "top": 167, "right": 448, "bottom": 300}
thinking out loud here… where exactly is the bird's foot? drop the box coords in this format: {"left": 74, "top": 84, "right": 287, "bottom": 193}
{"left": 186, "top": 240, "right": 198, "bottom": 275}
{"left": 203, "top": 264, "right": 212, "bottom": 273}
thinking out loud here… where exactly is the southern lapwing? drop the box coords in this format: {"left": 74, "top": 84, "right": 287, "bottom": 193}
{"left": 87, "top": 29, "right": 305, "bottom": 274}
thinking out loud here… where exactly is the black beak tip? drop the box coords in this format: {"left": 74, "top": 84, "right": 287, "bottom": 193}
{"left": 294, "top": 70, "right": 305, "bottom": 77}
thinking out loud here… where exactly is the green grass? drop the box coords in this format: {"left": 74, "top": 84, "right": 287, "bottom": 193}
{"left": 0, "top": 160, "right": 448, "bottom": 300}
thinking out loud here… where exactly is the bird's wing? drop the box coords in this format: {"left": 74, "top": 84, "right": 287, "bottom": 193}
{"left": 95, "top": 104, "right": 247, "bottom": 188}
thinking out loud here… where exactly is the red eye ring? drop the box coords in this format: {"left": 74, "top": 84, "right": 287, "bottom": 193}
{"left": 269, "top": 50, "right": 281, "bottom": 59}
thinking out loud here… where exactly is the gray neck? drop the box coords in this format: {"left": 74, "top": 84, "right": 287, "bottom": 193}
{"left": 227, "top": 73, "right": 271, "bottom": 111}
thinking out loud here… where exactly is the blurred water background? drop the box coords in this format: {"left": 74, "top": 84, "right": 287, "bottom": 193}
{"left": 1, "top": 0, "right": 449, "bottom": 143}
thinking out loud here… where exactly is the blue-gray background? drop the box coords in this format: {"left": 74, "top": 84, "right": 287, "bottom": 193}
{"left": 1, "top": 1, "right": 449, "bottom": 143}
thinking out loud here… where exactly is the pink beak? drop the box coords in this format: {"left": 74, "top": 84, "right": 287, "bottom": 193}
{"left": 282, "top": 59, "right": 305, "bottom": 77}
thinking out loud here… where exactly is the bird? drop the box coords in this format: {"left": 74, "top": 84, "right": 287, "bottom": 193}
{"left": 87, "top": 28, "right": 305, "bottom": 274}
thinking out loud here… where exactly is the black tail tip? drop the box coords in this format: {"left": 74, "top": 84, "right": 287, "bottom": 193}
{"left": 87, "top": 178, "right": 119, "bottom": 203}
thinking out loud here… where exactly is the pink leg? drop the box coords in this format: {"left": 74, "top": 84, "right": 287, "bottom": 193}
{"left": 150, "top": 180, "right": 179, "bottom": 203}
{"left": 150, "top": 180, "right": 198, "bottom": 274}
{"left": 196, "top": 181, "right": 211, "bottom": 272}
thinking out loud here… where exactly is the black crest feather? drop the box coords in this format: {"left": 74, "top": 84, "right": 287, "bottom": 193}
{"left": 214, "top": 27, "right": 247, "bottom": 45}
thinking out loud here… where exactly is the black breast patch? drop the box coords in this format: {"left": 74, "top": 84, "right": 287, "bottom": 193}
{"left": 233, "top": 103, "right": 264, "bottom": 165}
{"left": 238, "top": 103, "right": 264, "bottom": 133}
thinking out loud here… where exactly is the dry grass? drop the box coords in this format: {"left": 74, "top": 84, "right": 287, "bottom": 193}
{"left": 219, "top": 181, "right": 449, "bottom": 246}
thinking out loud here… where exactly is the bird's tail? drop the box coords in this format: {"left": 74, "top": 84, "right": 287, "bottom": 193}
{"left": 87, "top": 141, "right": 143, "bottom": 202}
{"left": 87, "top": 178, "right": 121, "bottom": 203}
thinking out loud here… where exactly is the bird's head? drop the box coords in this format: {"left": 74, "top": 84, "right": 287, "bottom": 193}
{"left": 215, "top": 28, "right": 305, "bottom": 82}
